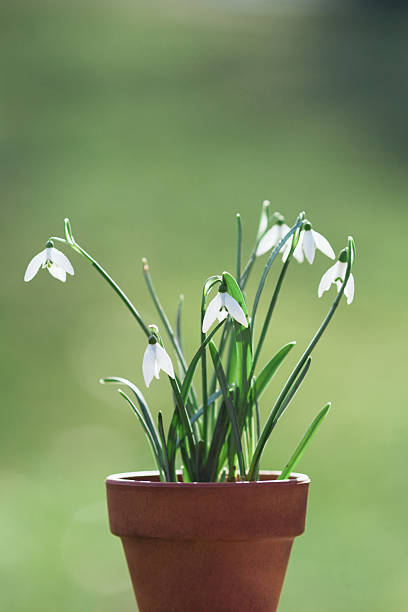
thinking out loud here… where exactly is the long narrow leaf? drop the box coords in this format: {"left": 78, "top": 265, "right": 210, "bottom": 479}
{"left": 222, "top": 271, "right": 249, "bottom": 319}
{"left": 176, "top": 294, "right": 184, "bottom": 355}
{"left": 247, "top": 356, "right": 312, "bottom": 480}
{"left": 181, "top": 319, "right": 225, "bottom": 402}
{"left": 252, "top": 341, "right": 296, "bottom": 401}
{"left": 101, "top": 376, "right": 161, "bottom": 456}
{"left": 117, "top": 389, "right": 165, "bottom": 478}
{"left": 157, "top": 411, "right": 172, "bottom": 482}
{"left": 209, "top": 341, "right": 246, "bottom": 480}
{"left": 236, "top": 214, "right": 242, "bottom": 282}
{"left": 166, "top": 408, "right": 179, "bottom": 478}
{"left": 203, "top": 401, "right": 229, "bottom": 481}
{"left": 278, "top": 403, "right": 331, "bottom": 480}
{"left": 272, "top": 357, "right": 312, "bottom": 425}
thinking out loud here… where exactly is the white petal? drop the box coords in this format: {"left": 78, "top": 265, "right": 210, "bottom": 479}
{"left": 50, "top": 248, "right": 74, "bottom": 275}
{"left": 202, "top": 293, "right": 223, "bottom": 333}
{"left": 224, "top": 293, "right": 248, "bottom": 328}
{"left": 303, "top": 230, "right": 315, "bottom": 264}
{"left": 217, "top": 309, "right": 228, "bottom": 323}
{"left": 279, "top": 223, "right": 291, "bottom": 239}
{"left": 48, "top": 263, "right": 66, "bottom": 282}
{"left": 312, "top": 231, "right": 335, "bottom": 260}
{"left": 337, "top": 262, "right": 347, "bottom": 279}
{"left": 142, "top": 344, "right": 156, "bottom": 387}
{"left": 292, "top": 240, "right": 304, "bottom": 263}
{"left": 24, "top": 250, "right": 47, "bottom": 282}
{"left": 344, "top": 273, "right": 354, "bottom": 305}
{"left": 281, "top": 241, "right": 291, "bottom": 263}
{"left": 154, "top": 355, "right": 160, "bottom": 379}
{"left": 154, "top": 344, "right": 175, "bottom": 379}
{"left": 256, "top": 225, "right": 280, "bottom": 256}
{"left": 318, "top": 262, "right": 340, "bottom": 298}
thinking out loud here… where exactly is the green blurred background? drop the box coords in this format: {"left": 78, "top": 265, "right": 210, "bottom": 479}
{"left": 2, "top": 1, "right": 407, "bottom": 610}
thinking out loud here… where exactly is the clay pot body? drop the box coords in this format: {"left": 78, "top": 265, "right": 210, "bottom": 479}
{"left": 106, "top": 470, "right": 310, "bottom": 612}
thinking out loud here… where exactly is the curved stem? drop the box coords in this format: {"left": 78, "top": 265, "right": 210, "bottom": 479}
{"left": 249, "top": 250, "right": 292, "bottom": 381}
{"left": 49, "top": 236, "right": 150, "bottom": 337}
{"left": 251, "top": 217, "right": 303, "bottom": 335}
{"left": 247, "top": 259, "right": 352, "bottom": 480}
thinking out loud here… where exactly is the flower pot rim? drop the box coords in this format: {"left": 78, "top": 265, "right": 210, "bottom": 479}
{"left": 106, "top": 469, "right": 310, "bottom": 488}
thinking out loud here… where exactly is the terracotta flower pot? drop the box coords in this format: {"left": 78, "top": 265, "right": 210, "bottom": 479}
{"left": 106, "top": 470, "right": 310, "bottom": 612}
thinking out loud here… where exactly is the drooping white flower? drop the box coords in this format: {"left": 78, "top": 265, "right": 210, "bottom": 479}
{"left": 24, "top": 241, "right": 74, "bottom": 283}
{"left": 256, "top": 215, "right": 290, "bottom": 257}
{"left": 202, "top": 290, "right": 248, "bottom": 333}
{"left": 142, "top": 338, "right": 175, "bottom": 387}
{"left": 285, "top": 223, "right": 335, "bottom": 264}
{"left": 318, "top": 252, "right": 354, "bottom": 305}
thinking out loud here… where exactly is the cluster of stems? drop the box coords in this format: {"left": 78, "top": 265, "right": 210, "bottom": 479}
{"left": 48, "top": 209, "right": 355, "bottom": 482}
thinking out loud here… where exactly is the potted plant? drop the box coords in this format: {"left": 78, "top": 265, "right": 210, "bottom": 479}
{"left": 24, "top": 201, "right": 355, "bottom": 611}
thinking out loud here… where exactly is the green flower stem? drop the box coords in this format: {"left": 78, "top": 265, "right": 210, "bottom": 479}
{"left": 251, "top": 216, "right": 303, "bottom": 336}
{"left": 157, "top": 411, "right": 172, "bottom": 482}
{"left": 176, "top": 294, "right": 184, "bottom": 354}
{"left": 201, "top": 291, "right": 209, "bottom": 450}
{"left": 236, "top": 213, "right": 242, "bottom": 282}
{"left": 142, "top": 259, "right": 187, "bottom": 371}
{"left": 49, "top": 236, "right": 150, "bottom": 337}
{"left": 247, "top": 250, "right": 353, "bottom": 481}
{"left": 141, "top": 259, "right": 200, "bottom": 411}
{"left": 209, "top": 341, "right": 246, "bottom": 480}
{"left": 249, "top": 252, "right": 291, "bottom": 381}
{"left": 240, "top": 250, "right": 256, "bottom": 289}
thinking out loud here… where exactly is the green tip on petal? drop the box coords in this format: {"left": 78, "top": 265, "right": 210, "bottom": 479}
{"left": 339, "top": 248, "right": 348, "bottom": 263}
{"left": 272, "top": 212, "right": 285, "bottom": 225}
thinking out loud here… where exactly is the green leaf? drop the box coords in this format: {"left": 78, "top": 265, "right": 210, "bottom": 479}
{"left": 188, "top": 389, "right": 228, "bottom": 428}
{"left": 116, "top": 389, "right": 165, "bottom": 479}
{"left": 180, "top": 319, "right": 225, "bottom": 403}
{"left": 166, "top": 408, "right": 179, "bottom": 478}
{"left": 247, "top": 356, "right": 312, "bottom": 481}
{"left": 157, "top": 411, "right": 172, "bottom": 482}
{"left": 169, "top": 377, "right": 197, "bottom": 458}
{"left": 256, "top": 200, "right": 270, "bottom": 240}
{"left": 176, "top": 294, "right": 184, "bottom": 355}
{"left": 253, "top": 341, "right": 296, "bottom": 401}
{"left": 209, "top": 341, "right": 246, "bottom": 480}
{"left": 278, "top": 403, "right": 331, "bottom": 480}
{"left": 272, "top": 357, "right": 312, "bottom": 425}
{"left": 203, "top": 401, "right": 229, "bottom": 481}
{"left": 222, "top": 271, "right": 249, "bottom": 319}
{"left": 101, "top": 377, "right": 161, "bottom": 456}
{"left": 236, "top": 214, "right": 242, "bottom": 282}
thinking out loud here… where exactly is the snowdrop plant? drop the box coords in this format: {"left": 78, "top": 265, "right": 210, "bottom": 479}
{"left": 25, "top": 206, "right": 355, "bottom": 482}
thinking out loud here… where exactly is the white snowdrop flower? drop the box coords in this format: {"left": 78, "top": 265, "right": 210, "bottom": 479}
{"left": 202, "top": 289, "right": 248, "bottom": 333}
{"left": 287, "top": 223, "right": 335, "bottom": 264}
{"left": 142, "top": 337, "right": 175, "bottom": 387}
{"left": 24, "top": 241, "right": 74, "bottom": 283}
{"left": 318, "top": 250, "right": 354, "bottom": 305}
{"left": 256, "top": 215, "right": 290, "bottom": 257}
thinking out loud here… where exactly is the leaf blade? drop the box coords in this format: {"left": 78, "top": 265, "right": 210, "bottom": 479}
{"left": 278, "top": 403, "right": 331, "bottom": 480}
